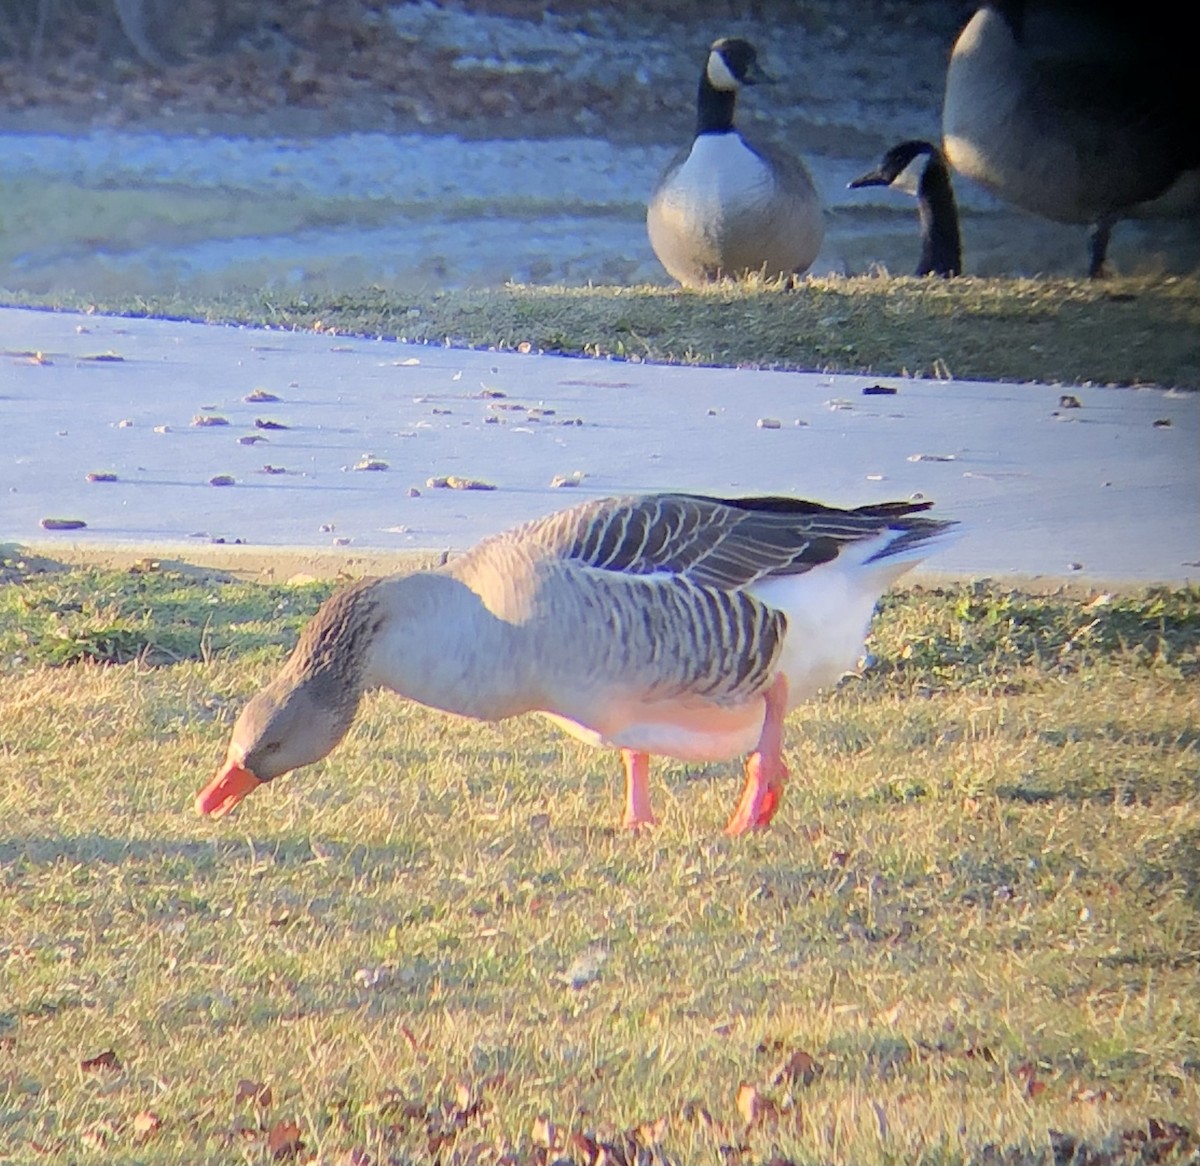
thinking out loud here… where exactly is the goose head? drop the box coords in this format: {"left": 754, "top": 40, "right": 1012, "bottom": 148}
{"left": 704, "top": 36, "right": 773, "bottom": 93}
{"left": 195, "top": 580, "right": 382, "bottom": 817}
{"left": 849, "top": 140, "right": 963, "bottom": 277}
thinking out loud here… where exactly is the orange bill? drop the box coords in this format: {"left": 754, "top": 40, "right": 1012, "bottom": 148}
{"left": 195, "top": 761, "right": 263, "bottom": 817}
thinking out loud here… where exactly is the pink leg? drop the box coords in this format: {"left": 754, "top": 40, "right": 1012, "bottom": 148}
{"left": 725, "top": 674, "right": 790, "bottom": 836}
{"left": 621, "top": 748, "right": 658, "bottom": 829}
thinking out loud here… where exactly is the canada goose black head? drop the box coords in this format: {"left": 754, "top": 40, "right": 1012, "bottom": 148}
{"left": 942, "top": 0, "right": 1200, "bottom": 278}
{"left": 646, "top": 36, "right": 825, "bottom": 287}
{"left": 849, "top": 140, "right": 963, "bottom": 277}
{"left": 697, "top": 37, "right": 774, "bottom": 130}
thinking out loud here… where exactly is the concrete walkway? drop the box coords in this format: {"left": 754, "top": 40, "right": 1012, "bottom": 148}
{"left": 2, "top": 306, "right": 1196, "bottom": 586}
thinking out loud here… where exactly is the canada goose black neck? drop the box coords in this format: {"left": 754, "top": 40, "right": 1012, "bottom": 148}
{"left": 695, "top": 78, "right": 738, "bottom": 136}
{"left": 915, "top": 150, "right": 963, "bottom": 278}
{"left": 849, "top": 141, "right": 962, "bottom": 278}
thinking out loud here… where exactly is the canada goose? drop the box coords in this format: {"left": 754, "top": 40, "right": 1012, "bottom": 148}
{"left": 942, "top": 0, "right": 1200, "bottom": 277}
{"left": 196, "top": 492, "right": 957, "bottom": 836}
{"left": 646, "top": 37, "right": 825, "bottom": 287}
{"left": 848, "top": 140, "right": 963, "bottom": 277}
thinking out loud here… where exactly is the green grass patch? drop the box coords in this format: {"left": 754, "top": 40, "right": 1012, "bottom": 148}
{"left": 0, "top": 563, "right": 1197, "bottom": 1163}
{"left": 6, "top": 273, "right": 1199, "bottom": 388}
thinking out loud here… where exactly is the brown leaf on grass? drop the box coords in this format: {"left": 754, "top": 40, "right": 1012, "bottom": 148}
{"left": 1014, "top": 1061, "right": 1046, "bottom": 1099}
{"left": 531, "top": 1114, "right": 558, "bottom": 1150}
{"left": 132, "top": 1110, "right": 163, "bottom": 1137}
{"left": 236, "top": 1078, "right": 274, "bottom": 1109}
{"left": 267, "top": 1118, "right": 304, "bottom": 1160}
{"left": 80, "top": 1048, "right": 122, "bottom": 1072}
{"left": 680, "top": 1099, "right": 716, "bottom": 1132}
{"left": 1122, "top": 1118, "right": 1195, "bottom": 1161}
{"left": 770, "top": 1049, "right": 821, "bottom": 1088}
{"left": 736, "top": 1083, "right": 779, "bottom": 1130}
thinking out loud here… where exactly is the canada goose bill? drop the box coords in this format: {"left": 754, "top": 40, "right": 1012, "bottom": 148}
{"left": 196, "top": 492, "right": 958, "bottom": 836}
{"left": 646, "top": 36, "right": 825, "bottom": 288}
{"left": 849, "top": 139, "right": 963, "bottom": 277}
{"left": 942, "top": 0, "right": 1200, "bottom": 278}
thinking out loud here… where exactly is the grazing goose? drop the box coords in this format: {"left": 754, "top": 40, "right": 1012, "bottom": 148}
{"left": 848, "top": 140, "right": 963, "bottom": 277}
{"left": 942, "top": 0, "right": 1200, "bottom": 277}
{"left": 646, "top": 37, "right": 825, "bottom": 287}
{"left": 196, "top": 493, "right": 956, "bottom": 835}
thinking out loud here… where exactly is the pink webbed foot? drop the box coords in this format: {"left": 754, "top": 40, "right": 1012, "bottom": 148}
{"left": 724, "top": 752, "right": 790, "bottom": 835}
{"left": 724, "top": 673, "right": 790, "bottom": 836}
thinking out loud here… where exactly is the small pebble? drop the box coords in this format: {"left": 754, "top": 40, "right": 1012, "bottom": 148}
{"left": 1152, "top": 418, "right": 1173, "bottom": 428}
{"left": 319, "top": 523, "right": 335, "bottom": 533}
{"left": 427, "top": 475, "right": 496, "bottom": 491}
{"left": 40, "top": 517, "right": 87, "bottom": 531}
{"left": 551, "top": 471, "right": 587, "bottom": 488}
{"left": 332, "top": 537, "right": 351, "bottom": 546}
{"left": 862, "top": 384, "right": 897, "bottom": 396}
{"left": 191, "top": 414, "right": 228, "bottom": 427}
{"left": 260, "top": 465, "right": 287, "bottom": 475}
{"left": 83, "top": 352, "right": 124, "bottom": 363}
{"left": 255, "top": 418, "right": 288, "bottom": 430}
{"left": 153, "top": 424, "right": 170, "bottom": 434}
{"left": 86, "top": 472, "right": 118, "bottom": 483}
{"left": 117, "top": 419, "right": 134, "bottom": 428}
{"left": 1068, "top": 562, "right": 1084, "bottom": 572}
{"left": 484, "top": 415, "right": 500, "bottom": 425}
{"left": 244, "top": 388, "right": 281, "bottom": 402}
{"left": 908, "top": 453, "right": 956, "bottom": 462}
{"left": 431, "top": 408, "right": 452, "bottom": 415}
{"left": 238, "top": 434, "right": 268, "bottom": 445}
{"left": 209, "top": 474, "right": 236, "bottom": 487}
{"left": 756, "top": 418, "right": 782, "bottom": 430}
{"left": 1058, "top": 394, "right": 1082, "bottom": 408}
{"left": 354, "top": 459, "right": 389, "bottom": 472}
{"left": 406, "top": 487, "right": 421, "bottom": 498}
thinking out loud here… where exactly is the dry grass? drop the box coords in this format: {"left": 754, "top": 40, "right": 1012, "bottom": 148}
{"left": 6, "top": 273, "right": 1200, "bottom": 389}
{"left": 1, "top": 564, "right": 1197, "bottom": 1164}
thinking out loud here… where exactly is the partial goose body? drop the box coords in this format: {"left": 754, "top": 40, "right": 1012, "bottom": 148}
{"left": 196, "top": 493, "right": 957, "bottom": 835}
{"left": 849, "top": 140, "right": 963, "bottom": 277}
{"left": 647, "top": 37, "right": 824, "bottom": 287}
{"left": 942, "top": 0, "right": 1200, "bottom": 277}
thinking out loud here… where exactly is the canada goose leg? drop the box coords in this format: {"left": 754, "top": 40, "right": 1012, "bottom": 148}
{"left": 724, "top": 673, "right": 790, "bottom": 836}
{"left": 1088, "top": 215, "right": 1115, "bottom": 279}
{"left": 621, "top": 748, "right": 658, "bottom": 830}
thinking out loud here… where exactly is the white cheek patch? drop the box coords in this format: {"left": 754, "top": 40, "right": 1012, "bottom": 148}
{"left": 893, "top": 153, "right": 927, "bottom": 196}
{"left": 706, "top": 51, "right": 740, "bottom": 91}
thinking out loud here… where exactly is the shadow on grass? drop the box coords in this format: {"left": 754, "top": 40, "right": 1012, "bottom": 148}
{"left": 0, "top": 832, "right": 426, "bottom": 878}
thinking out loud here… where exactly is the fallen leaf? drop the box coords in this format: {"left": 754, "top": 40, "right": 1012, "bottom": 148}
{"left": 736, "top": 1083, "right": 778, "bottom": 1128}
{"left": 770, "top": 1049, "right": 821, "bottom": 1088}
{"left": 531, "top": 1114, "right": 557, "bottom": 1150}
{"left": 1014, "top": 1061, "right": 1046, "bottom": 1099}
{"left": 80, "top": 1048, "right": 122, "bottom": 1072}
{"left": 236, "top": 1078, "right": 273, "bottom": 1109}
{"left": 132, "top": 1110, "right": 163, "bottom": 1137}
{"left": 267, "top": 1118, "right": 303, "bottom": 1160}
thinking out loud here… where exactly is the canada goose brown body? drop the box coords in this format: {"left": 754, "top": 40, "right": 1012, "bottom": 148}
{"left": 647, "top": 37, "right": 824, "bottom": 287}
{"left": 942, "top": 0, "right": 1200, "bottom": 276}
